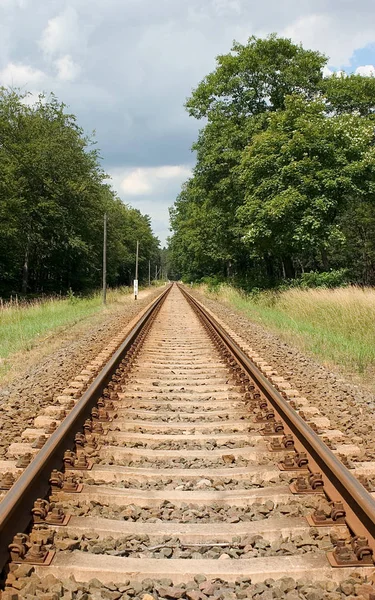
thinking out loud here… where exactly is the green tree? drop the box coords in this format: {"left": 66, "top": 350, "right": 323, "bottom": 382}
{"left": 0, "top": 89, "right": 159, "bottom": 295}
{"left": 236, "top": 95, "right": 375, "bottom": 276}
{"left": 170, "top": 34, "right": 375, "bottom": 287}
{"left": 171, "top": 35, "right": 328, "bottom": 280}
{"left": 186, "top": 34, "right": 326, "bottom": 120}
{"left": 322, "top": 73, "right": 375, "bottom": 115}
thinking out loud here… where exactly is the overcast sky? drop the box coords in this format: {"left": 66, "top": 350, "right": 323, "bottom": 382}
{"left": 1, "top": 0, "right": 375, "bottom": 245}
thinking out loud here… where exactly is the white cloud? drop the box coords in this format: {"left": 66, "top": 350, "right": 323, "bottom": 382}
{"left": 39, "top": 7, "right": 79, "bottom": 56}
{"left": 355, "top": 64, "right": 375, "bottom": 76}
{"left": 280, "top": 13, "right": 375, "bottom": 66}
{"left": 150, "top": 165, "right": 192, "bottom": 180}
{"left": 335, "top": 70, "right": 347, "bottom": 78}
{"left": 20, "top": 90, "right": 44, "bottom": 106}
{"left": 322, "top": 65, "right": 333, "bottom": 78}
{"left": 120, "top": 169, "right": 153, "bottom": 196}
{"left": 107, "top": 164, "right": 193, "bottom": 243}
{"left": 55, "top": 55, "right": 80, "bottom": 82}
{"left": 4, "top": 0, "right": 375, "bottom": 243}
{"left": 0, "top": 0, "right": 28, "bottom": 7}
{"left": 0, "top": 62, "right": 45, "bottom": 87}
{"left": 212, "top": 0, "right": 242, "bottom": 17}
{"left": 118, "top": 165, "right": 192, "bottom": 196}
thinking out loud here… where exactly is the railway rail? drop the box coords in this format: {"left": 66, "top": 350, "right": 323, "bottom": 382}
{"left": 0, "top": 283, "right": 375, "bottom": 599}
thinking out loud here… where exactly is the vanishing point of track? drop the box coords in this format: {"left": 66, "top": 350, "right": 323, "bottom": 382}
{"left": 1, "top": 283, "right": 375, "bottom": 598}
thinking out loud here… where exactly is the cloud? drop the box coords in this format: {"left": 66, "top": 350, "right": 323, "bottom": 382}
{"left": 322, "top": 65, "right": 333, "bottom": 78}
{"left": 107, "top": 164, "right": 192, "bottom": 243}
{"left": 120, "top": 169, "right": 153, "bottom": 196}
{"left": 355, "top": 64, "right": 375, "bottom": 76}
{"left": 3, "top": 0, "right": 375, "bottom": 243}
{"left": 0, "top": 0, "right": 28, "bottom": 7}
{"left": 279, "top": 11, "right": 375, "bottom": 66}
{"left": 212, "top": 0, "right": 242, "bottom": 17}
{"left": 39, "top": 6, "right": 80, "bottom": 56}
{"left": 0, "top": 62, "right": 45, "bottom": 87}
{"left": 118, "top": 165, "right": 192, "bottom": 197}
{"left": 55, "top": 54, "right": 80, "bottom": 81}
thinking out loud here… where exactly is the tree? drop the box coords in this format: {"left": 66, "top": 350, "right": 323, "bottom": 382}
{"left": 169, "top": 34, "right": 375, "bottom": 287}
{"left": 186, "top": 34, "right": 326, "bottom": 121}
{"left": 171, "top": 35, "right": 328, "bottom": 280}
{"left": 0, "top": 89, "right": 160, "bottom": 295}
{"left": 322, "top": 73, "right": 375, "bottom": 116}
{"left": 236, "top": 95, "right": 375, "bottom": 275}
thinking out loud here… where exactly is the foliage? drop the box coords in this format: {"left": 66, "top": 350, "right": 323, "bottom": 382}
{"left": 0, "top": 89, "right": 160, "bottom": 296}
{"left": 186, "top": 34, "right": 326, "bottom": 120}
{"left": 293, "top": 269, "right": 349, "bottom": 289}
{"left": 198, "top": 275, "right": 226, "bottom": 292}
{"left": 237, "top": 96, "right": 375, "bottom": 269}
{"left": 322, "top": 73, "right": 375, "bottom": 115}
{"left": 169, "top": 35, "right": 375, "bottom": 288}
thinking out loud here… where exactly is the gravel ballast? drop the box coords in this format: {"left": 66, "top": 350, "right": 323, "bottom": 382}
{"left": 0, "top": 289, "right": 162, "bottom": 455}
{"left": 6, "top": 570, "right": 375, "bottom": 600}
{"left": 189, "top": 289, "right": 375, "bottom": 461}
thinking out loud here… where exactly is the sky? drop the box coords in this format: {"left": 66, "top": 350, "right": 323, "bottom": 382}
{"left": 1, "top": 0, "right": 375, "bottom": 245}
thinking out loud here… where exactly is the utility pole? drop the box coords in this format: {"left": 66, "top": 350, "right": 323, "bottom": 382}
{"left": 148, "top": 260, "right": 151, "bottom": 286}
{"left": 134, "top": 240, "right": 139, "bottom": 300}
{"left": 155, "top": 265, "right": 158, "bottom": 281}
{"left": 102, "top": 213, "right": 107, "bottom": 305}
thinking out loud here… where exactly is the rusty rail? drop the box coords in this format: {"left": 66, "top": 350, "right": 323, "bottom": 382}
{"left": 179, "top": 284, "right": 375, "bottom": 557}
{"left": 0, "top": 285, "right": 171, "bottom": 573}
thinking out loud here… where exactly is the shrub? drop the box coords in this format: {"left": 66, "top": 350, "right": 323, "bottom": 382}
{"left": 294, "top": 269, "right": 349, "bottom": 289}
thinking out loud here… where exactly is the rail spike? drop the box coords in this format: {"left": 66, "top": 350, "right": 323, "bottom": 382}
{"left": 327, "top": 537, "right": 374, "bottom": 567}
{"left": 49, "top": 469, "right": 64, "bottom": 492}
{"left": 31, "top": 499, "right": 49, "bottom": 524}
{"left": 289, "top": 473, "right": 325, "bottom": 495}
{"left": 0, "top": 472, "right": 15, "bottom": 491}
{"left": 306, "top": 501, "right": 346, "bottom": 527}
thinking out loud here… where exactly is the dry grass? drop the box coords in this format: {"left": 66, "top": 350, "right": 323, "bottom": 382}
{"left": 199, "top": 283, "right": 375, "bottom": 382}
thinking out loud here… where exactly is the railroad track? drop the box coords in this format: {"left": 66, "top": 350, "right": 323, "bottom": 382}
{"left": 1, "top": 283, "right": 375, "bottom": 599}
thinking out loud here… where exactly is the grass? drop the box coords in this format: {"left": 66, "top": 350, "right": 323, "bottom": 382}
{"left": 0, "top": 287, "right": 132, "bottom": 363}
{"left": 199, "top": 283, "right": 375, "bottom": 382}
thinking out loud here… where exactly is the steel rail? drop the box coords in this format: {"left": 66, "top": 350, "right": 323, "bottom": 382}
{"left": 179, "top": 284, "right": 375, "bottom": 556}
{"left": 0, "top": 285, "right": 171, "bottom": 573}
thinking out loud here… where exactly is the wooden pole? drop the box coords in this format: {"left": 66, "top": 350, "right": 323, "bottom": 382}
{"left": 148, "top": 260, "right": 151, "bottom": 286}
{"left": 134, "top": 240, "right": 139, "bottom": 300}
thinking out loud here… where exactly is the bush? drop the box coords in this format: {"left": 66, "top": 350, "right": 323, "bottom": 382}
{"left": 295, "top": 269, "right": 349, "bottom": 289}
{"left": 199, "top": 275, "right": 225, "bottom": 293}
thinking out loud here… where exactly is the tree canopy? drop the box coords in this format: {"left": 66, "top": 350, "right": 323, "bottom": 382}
{"left": 169, "top": 35, "right": 375, "bottom": 287}
{"left": 0, "top": 89, "right": 160, "bottom": 296}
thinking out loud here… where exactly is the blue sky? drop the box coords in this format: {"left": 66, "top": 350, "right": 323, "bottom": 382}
{"left": 1, "top": 0, "right": 375, "bottom": 245}
{"left": 345, "top": 44, "right": 375, "bottom": 71}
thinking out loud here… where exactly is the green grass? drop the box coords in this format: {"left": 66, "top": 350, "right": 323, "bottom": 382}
{"left": 0, "top": 288, "right": 131, "bottom": 361}
{"left": 199, "top": 284, "right": 375, "bottom": 378}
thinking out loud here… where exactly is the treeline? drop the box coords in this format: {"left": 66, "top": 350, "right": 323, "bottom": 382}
{"left": 169, "top": 35, "right": 375, "bottom": 288}
{"left": 0, "top": 89, "right": 160, "bottom": 297}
